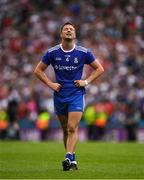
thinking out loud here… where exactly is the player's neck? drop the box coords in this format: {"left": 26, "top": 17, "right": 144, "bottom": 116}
{"left": 61, "top": 40, "right": 75, "bottom": 51}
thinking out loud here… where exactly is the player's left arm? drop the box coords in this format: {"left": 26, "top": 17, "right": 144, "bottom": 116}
{"left": 74, "top": 59, "right": 104, "bottom": 87}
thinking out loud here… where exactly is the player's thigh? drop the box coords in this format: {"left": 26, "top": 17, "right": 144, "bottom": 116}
{"left": 67, "top": 94, "right": 84, "bottom": 127}
{"left": 68, "top": 111, "right": 83, "bottom": 128}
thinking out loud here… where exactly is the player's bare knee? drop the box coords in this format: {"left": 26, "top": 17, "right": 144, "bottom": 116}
{"left": 67, "top": 124, "right": 77, "bottom": 133}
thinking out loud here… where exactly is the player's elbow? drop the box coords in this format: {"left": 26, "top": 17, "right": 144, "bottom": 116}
{"left": 33, "top": 67, "right": 40, "bottom": 77}
{"left": 99, "top": 65, "right": 104, "bottom": 74}
{"left": 101, "top": 66, "right": 104, "bottom": 73}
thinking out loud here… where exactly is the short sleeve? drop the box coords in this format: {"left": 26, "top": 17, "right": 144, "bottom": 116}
{"left": 41, "top": 51, "right": 51, "bottom": 65}
{"left": 85, "top": 50, "right": 96, "bottom": 64}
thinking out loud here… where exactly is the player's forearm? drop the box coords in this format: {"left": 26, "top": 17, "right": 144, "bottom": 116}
{"left": 86, "top": 66, "right": 104, "bottom": 84}
{"left": 34, "top": 69, "right": 53, "bottom": 88}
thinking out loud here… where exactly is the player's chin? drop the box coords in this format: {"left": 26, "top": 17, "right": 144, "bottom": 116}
{"left": 64, "top": 37, "right": 73, "bottom": 40}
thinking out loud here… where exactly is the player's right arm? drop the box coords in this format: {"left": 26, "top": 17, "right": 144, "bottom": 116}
{"left": 34, "top": 61, "right": 61, "bottom": 92}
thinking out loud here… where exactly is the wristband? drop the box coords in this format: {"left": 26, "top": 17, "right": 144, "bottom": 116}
{"left": 85, "top": 80, "right": 88, "bottom": 85}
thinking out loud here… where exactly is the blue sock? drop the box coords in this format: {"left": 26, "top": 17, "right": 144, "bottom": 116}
{"left": 72, "top": 153, "right": 75, "bottom": 161}
{"left": 72, "top": 153, "right": 77, "bottom": 164}
{"left": 65, "top": 153, "right": 73, "bottom": 161}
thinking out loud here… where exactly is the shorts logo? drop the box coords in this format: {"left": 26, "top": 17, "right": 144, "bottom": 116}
{"left": 76, "top": 107, "right": 82, "bottom": 110}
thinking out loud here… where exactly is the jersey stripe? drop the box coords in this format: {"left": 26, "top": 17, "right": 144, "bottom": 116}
{"left": 48, "top": 45, "right": 60, "bottom": 52}
{"left": 75, "top": 45, "right": 87, "bottom": 53}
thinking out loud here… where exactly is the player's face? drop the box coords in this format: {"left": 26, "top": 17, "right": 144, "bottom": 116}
{"left": 60, "top": 24, "right": 76, "bottom": 40}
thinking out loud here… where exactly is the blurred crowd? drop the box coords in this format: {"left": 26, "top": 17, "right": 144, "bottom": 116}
{"left": 0, "top": 0, "right": 144, "bottom": 140}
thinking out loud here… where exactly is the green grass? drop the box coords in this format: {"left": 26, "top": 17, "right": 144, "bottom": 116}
{"left": 0, "top": 141, "right": 144, "bottom": 179}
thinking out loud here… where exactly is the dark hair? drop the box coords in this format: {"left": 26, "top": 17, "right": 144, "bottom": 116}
{"left": 60, "top": 22, "right": 75, "bottom": 32}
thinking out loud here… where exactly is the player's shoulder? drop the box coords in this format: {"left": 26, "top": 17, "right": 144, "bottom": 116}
{"left": 75, "top": 45, "right": 88, "bottom": 53}
{"left": 48, "top": 44, "right": 60, "bottom": 53}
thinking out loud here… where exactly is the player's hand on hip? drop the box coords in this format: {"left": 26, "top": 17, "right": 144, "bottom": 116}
{"left": 74, "top": 80, "right": 87, "bottom": 87}
{"left": 50, "top": 83, "right": 61, "bottom": 92}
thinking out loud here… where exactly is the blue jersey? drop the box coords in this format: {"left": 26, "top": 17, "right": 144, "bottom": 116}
{"left": 41, "top": 44, "right": 95, "bottom": 97}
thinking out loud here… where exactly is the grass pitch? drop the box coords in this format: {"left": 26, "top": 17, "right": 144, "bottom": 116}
{"left": 0, "top": 141, "right": 144, "bottom": 179}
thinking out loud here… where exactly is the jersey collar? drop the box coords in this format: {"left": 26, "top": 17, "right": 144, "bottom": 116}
{"left": 60, "top": 44, "right": 75, "bottom": 53}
